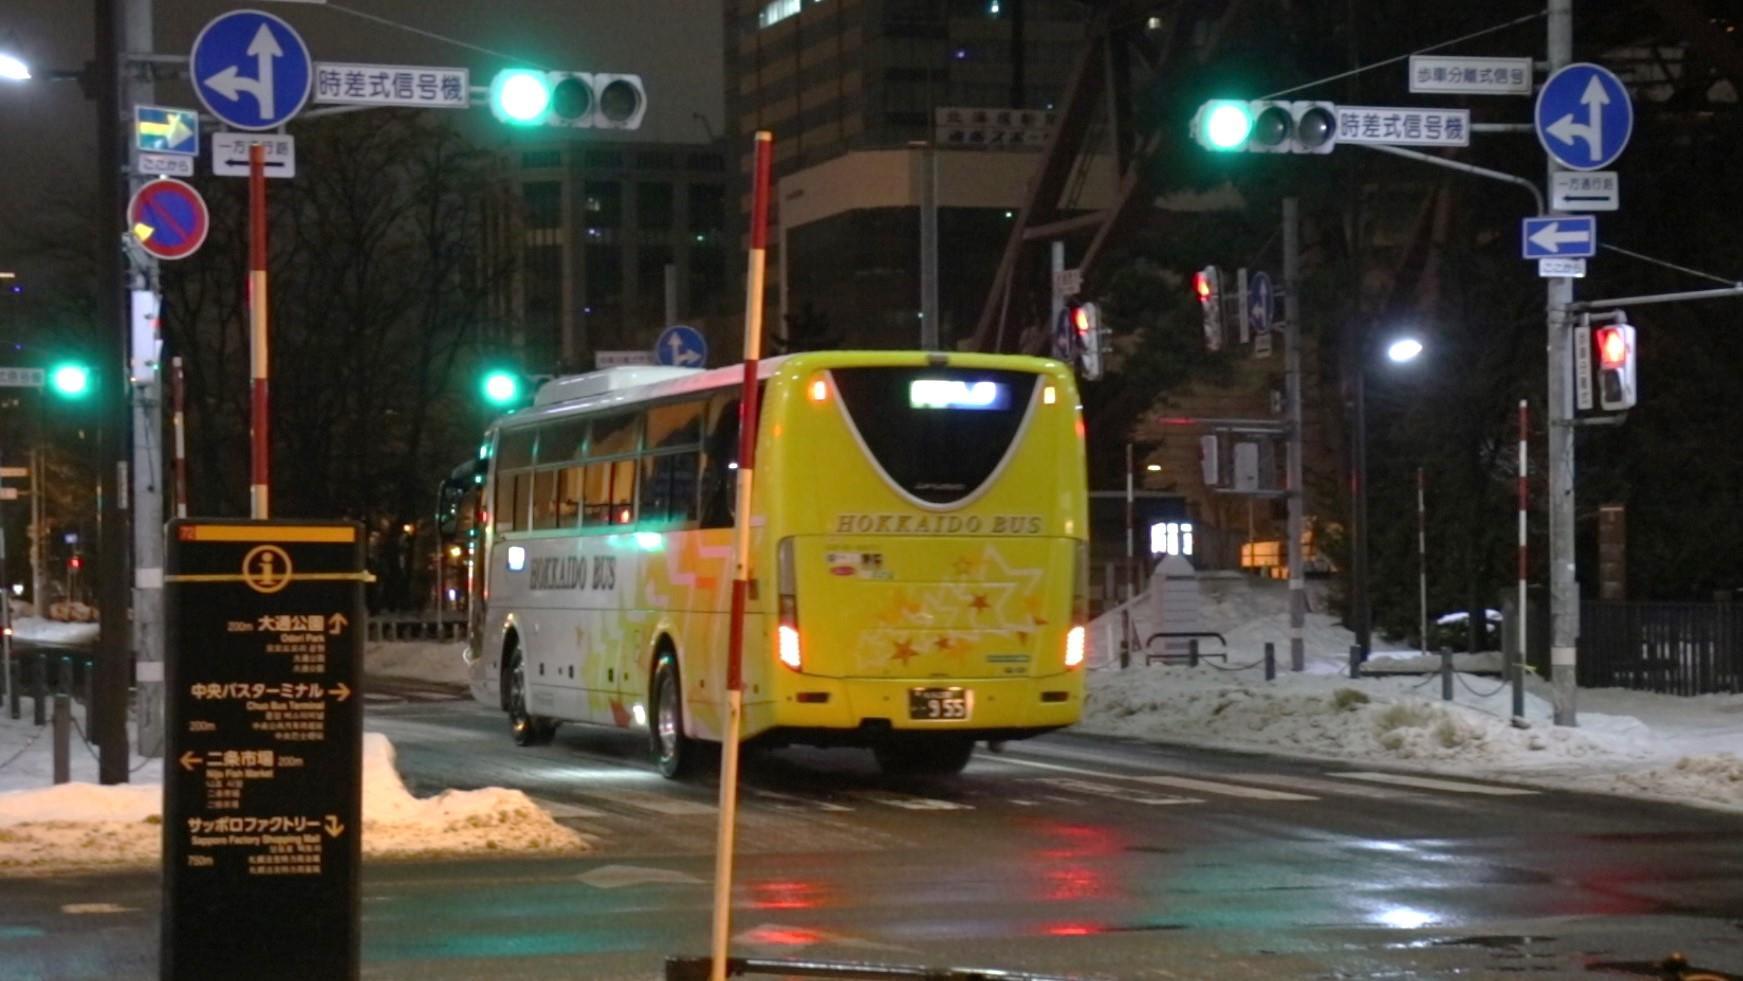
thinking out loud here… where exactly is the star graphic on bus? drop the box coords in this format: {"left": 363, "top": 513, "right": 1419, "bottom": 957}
{"left": 969, "top": 593, "right": 990, "bottom": 612}
{"left": 934, "top": 636, "right": 952, "bottom": 651}
{"left": 890, "top": 639, "right": 919, "bottom": 665}
{"left": 952, "top": 555, "right": 977, "bottom": 575}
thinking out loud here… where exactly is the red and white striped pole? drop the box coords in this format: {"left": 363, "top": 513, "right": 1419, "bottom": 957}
{"left": 172, "top": 355, "right": 187, "bottom": 519}
{"left": 709, "top": 129, "right": 772, "bottom": 981}
{"left": 1417, "top": 467, "right": 1428, "bottom": 659}
{"left": 249, "top": 142, "right": 269, "bottom": 518}
{"left": 1515, "top": 398, "right": 1529, "bottom": 721}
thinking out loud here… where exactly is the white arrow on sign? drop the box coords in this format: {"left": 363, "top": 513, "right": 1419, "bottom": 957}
{"left": 203, "top": 24, "right": 282, "bottom": 119}
{"left": 1546, "top": 75, "right": 1609, "bottom": 164}
{"left": 1528, "top": 221, "right": 1591, "bottom": 253}
{"left": 664, "top": 334, "right": 702, "bottom": 366}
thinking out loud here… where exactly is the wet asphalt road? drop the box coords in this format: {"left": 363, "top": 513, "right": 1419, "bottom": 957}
{"left": 5, "top": 684, "right": 1743, "bottom": 980}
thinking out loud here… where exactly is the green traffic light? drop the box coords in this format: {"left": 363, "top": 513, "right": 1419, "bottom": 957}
{"left": 489, "top": 69, "right": 550, "bottom": 125}
{"left": 481, "top": 369, "right": 522, "bottom": 407}
{"left": 1196, "top": 100, "right": 1254, "bottom": 151}
{"left": 48, "top": 361, "right": 92, "bottom": 399}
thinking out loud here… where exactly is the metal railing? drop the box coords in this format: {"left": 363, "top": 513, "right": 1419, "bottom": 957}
{"left": 364, "top": 611, "right": 466, "bottom": 643}
{"left": 1578, "top": 600, "right": 1743, "bottom": 695}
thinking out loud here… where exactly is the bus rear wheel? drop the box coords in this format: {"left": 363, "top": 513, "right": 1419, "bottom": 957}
{"left": 506, "top": 646, "right": 556, "bottom": 747}
{"left": 650, "top": 655, "right": 700, "bottom": 779}
{"left": 874, "top": 735, "right": 975, "bottom": 776}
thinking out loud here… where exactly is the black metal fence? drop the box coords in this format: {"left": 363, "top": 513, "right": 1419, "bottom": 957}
{"left": 1578, "top": 601, "right": 1743, "bottom": 695}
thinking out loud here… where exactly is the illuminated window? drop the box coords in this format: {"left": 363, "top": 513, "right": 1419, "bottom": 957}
{"left": 1149, "top": 521, "right": 1194, "bottom": 557}
{"left": 758, "top": 0, "right": 803, "bottom": 28}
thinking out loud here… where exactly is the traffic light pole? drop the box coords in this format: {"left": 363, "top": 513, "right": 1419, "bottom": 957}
{"left": 1546, "top": 0, "right": 1579, "bottom": 726}
{"left": 93, "top": 0, "right": 133, "bottom": 783}
{"left": 1283, "top": 197, "right": 1306, "bottom": 673}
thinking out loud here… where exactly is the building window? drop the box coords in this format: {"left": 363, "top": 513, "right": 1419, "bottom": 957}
{"left": 758, "top": 0, "right": 803, "bottom": 29}
{"left": 523, "top": 244, "right": 562, "bottom": 366}
{"left": 690, "top": 244, "right": 726, "bottom": 314}
{"left": 688, "top": 184, "right": 725, "bottom": 234}
{"left": 636, "top": 151, "right": 676, "bottom": 169}
{"left": 521, "top": 181, "right": 562, "bottom": 230}
{"left": 520, "top": 149, "right": 561, "bottom": 169}
{"left": 637, "top": 245, "right": 676, "bottom": 325}
{"left": 585, "top": 243, "right": 622, "bottom": 310}
{"left": 583, "top": 181, "right": 621, "bottom": 230}
{"left": 1152, "top": 522, "right": 1195, "bottom": 558}
{"left": 584, "top": 149, "right": 624, "bottom": 169}
{"left": 638, "top": 182, "right": 674, "bottom": 231}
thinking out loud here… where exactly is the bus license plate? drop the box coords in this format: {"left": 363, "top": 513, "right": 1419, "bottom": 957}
{"left": 909, "top": 687, "right": 971, "bottom": 721}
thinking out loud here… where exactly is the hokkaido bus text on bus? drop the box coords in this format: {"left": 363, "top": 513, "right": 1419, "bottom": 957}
{"left": 831, "top": 513, "right": 1043, "bottom": 535}
{"left": 528, "top": 555, "right": 617, "bottom": 591}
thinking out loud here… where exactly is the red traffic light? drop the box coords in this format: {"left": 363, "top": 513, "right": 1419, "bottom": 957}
{"left": 1596, "top": 326, "right": 1629, "bottom": 368}
{"left": 69, "top": 555, "right": 82, "bottom": 571}
{"left": 1193, "top": 271, "right": 1213, "bottom": 300}
{"left": 1071, "top": 306, "right": 1091, "bottom": 334}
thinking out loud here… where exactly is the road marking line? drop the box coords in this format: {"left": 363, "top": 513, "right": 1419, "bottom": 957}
{"left": 612, "top": 790, "right": 718, "bottom": 815}
{"left": 1132, "top": 775, "right": 1317, "bottom": 801}
{"left": 1000, "top": 754, "right": 1306, "bottom": 800}
{"left": 1220, "top": 772, "right": 1420, "bottom": 801}
{"left": 60, "top": 903, "right": 135, "bottom": 915}
{"left": 750, "top": 788, "right": 854, "bottom": 812}
{"left": 1035, "top": 776, "right": 1200, "bottom": 806}
{"left": 1331, "top": 772, "right": 1539, "bottom": 796}
{"left": 851, "top": 791, "right": 973, "bottom": 811}
{"left": 531, "top": 797, "right": 606, "bottom": 819}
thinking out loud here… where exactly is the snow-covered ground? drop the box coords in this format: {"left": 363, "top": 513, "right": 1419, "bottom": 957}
{"left": 1086, "top": 573, "right": 1743, "bottom": 813}
{"left": 0, "top": 622, "right": 582, "bottom": 873}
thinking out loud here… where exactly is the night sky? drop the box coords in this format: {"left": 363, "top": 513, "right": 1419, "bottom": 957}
{"left": 0, "top": 0, "right": 726, "bottom": 279}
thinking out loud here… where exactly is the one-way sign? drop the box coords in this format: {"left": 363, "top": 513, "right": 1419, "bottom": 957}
{"left": 1521, "top": 215, "right": 1596, "bottom": 260}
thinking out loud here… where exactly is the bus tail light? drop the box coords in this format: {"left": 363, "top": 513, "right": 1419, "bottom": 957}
{"left": 1066, "top": 540, "right": 1088, "bottom": 669}
{"left": 777, "top": 537, "right": 802, "bottom": 670}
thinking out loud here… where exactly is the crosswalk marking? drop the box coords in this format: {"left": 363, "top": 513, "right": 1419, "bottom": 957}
{"left": 1133, "top": 775, "right": 1318, "bottom": 802}
{"left": 1331, "top": 771, "right": 1539, "bottom": 796}
{"left": 750, "top": 787, "right": 854, "bottom": 812}
{"left": 1220, "top": 772, "right": 1425, "bottom": 801}
{"left": 851, "top": 791, "right": 973, "bottom": 811}
{"left": 612, "top": 790, "right": 718, "bottom": 815}
{"left": 1035, "top": 777, "right": 1199, "bottom": 806}
{"left": 999, "top": 754, "right": 1307, "bottom": 802}
{"left": 531, "top": 797, "right": 606, "bottom": 819}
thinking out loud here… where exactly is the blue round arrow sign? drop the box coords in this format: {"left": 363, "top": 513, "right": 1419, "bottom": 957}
{"left": 190, "top": 9, "right": 313, "bottom": 131}
{"left": 129, "top": 179, "right": 210, "bottom": 261}
{"left": 1535, "top": 62, "right": 1632, "bottom": 172}
{"left": 655, "top": 325, "right": 708, "bottom": 368}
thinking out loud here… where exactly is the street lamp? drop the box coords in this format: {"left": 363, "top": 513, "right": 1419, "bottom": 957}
{"left": 1350, "top": 332, "right": 1425, "bottom": 663}
{"left": 0, "top": 53, "right": 31, "bottom": 81}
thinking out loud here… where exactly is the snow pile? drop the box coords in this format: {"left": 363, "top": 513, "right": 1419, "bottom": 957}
{"left": 1083, "top": 568, "right": 1743, "bottom": 813}
{"left": 0, "top": 734, "right": 586, "bottom": 871}
{"left": 359, "top": 733, "right": 584, "bottom": 857}
{"left": 9, "top": 617, "right": 101, "bottom": 646}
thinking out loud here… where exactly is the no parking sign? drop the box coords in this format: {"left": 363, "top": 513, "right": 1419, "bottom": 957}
{"left": 129, "top": 178, "right": 210, "bottom": 261}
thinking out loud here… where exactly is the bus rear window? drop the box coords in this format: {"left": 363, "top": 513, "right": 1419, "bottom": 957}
{"left": 831, "top": 367, "right": 1037, "bottom": 505}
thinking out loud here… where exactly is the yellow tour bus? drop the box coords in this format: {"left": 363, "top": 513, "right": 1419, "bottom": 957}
{"left": 440, "top": 350, "right": 1089, "bottom": 777}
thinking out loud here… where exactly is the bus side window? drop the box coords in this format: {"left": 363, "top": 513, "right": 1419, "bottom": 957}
{"left": 582, "top": 462, "right": 611, "bottom": 527}
{"left": 700, "top": 394, "right": 739, "bottom": 529}
{"left": 493, "top": 472, "right": 520, "bottom": 533}
{"left": 556, "top": 466, "right": 584, "bottom": 526}
{"left": 531, "top": 468, "right": 560, "bottom": 530}
{"left": 640, "top": 451, "right": 700, "bottom": 529}
{"left": 609, "top": 459, "right": 636, "bottom": 524}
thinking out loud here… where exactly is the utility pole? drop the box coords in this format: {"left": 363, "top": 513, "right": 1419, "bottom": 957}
{"left": 1546, "top": 0, "right": 1579, "bottom": 725}
{"left": 126, "top": 0, "right": 165, "bottom": 758}
{"left": 1283, "top": 197, "right": 1306, "bottom": 672}
{"left": 94, "top": 0, "right": 133, "bottom": 783}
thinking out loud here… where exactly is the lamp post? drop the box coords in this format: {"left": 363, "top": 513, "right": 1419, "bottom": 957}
{"left": 1350, "top": 333, "right": 1424, "bottom": 662}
